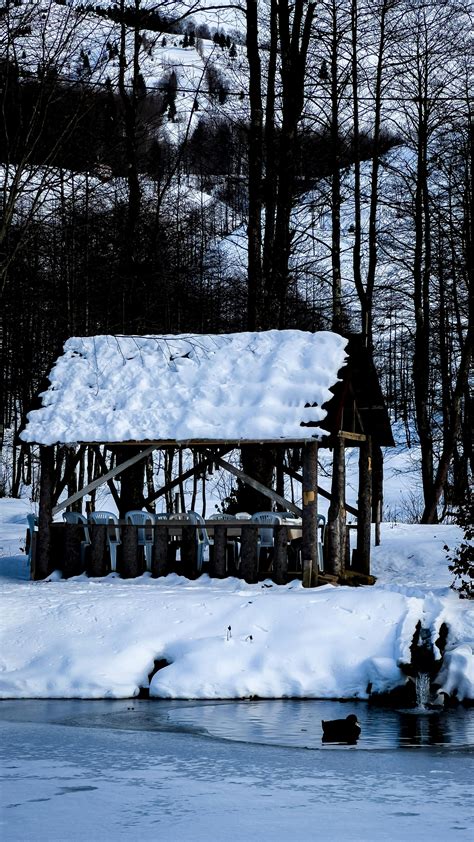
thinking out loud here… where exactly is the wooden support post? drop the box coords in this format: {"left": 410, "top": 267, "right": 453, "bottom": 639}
{"left": 354, "top": 436, "right": 372, "bottom": 575}
{"left": 302, "top": 441, "right": 318, "bottom": 587}
{"left": 372, "top": 443, "right": 383, "bottom": 547}
{"left": 122, "top": 523, "right": 140, "bottom": 578}
{"left": 35, "top": 445, "right": 55, "bottom": 580}
{"left": 152, "top": 525, "right": 168, "bottom": 577}
{"left": 302, "top": 557, "right": 313, "bottom": 589}
{"left": 181, "top": 525, "right": 197, "bottom": 578}
{"left": 89, "top": 523, "right": 108, "bottom": 577}
{"left": 64, "top": 523, "right": 83, "bottom": 578}
{"left": 327, "top": 436, "right": 346, "bottom": 577}
{"left": 210, "top": 525, "right": 227, "bottom": 578}
{"left": 239, "top": 524, "right": 259, "bottom": 584}
{"left": 273, "top": 525, "right": 288, "bottom": 585}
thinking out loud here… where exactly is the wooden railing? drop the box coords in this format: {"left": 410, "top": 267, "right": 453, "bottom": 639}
{"left": 49, "top": 520, "right": 313, "bottom": 585}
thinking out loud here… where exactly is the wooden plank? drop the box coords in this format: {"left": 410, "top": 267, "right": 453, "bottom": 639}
{"left": 283, "top": 466, "right": 359, "bottom": 519}
{"left": 213, "top": 455, "right": 302, "bottom": 516}
{"left": 340, "top": 569, "right": 377, "bottom": 586}
{"left": 338, "top": 430, "right": 367, "bottom": 442}
{"left": 74, "top": 438, "right": 323, "bottom": 446}
{"left": 52, "top": 445, "right": 157, "bottom": 515}
{"left": 317, "top": 572, "right": 339, "bottom": 585}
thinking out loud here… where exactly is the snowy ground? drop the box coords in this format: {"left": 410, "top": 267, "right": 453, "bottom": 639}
{"left": 0, "top": 498, "right": 472, "bottom": 703}
{"left": 1, "top": 497, "right": 473, "bottom": 842}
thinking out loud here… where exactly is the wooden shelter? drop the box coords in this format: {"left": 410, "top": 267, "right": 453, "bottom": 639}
{"left": 21, "top": 330, "right": 393, "bottom": 586}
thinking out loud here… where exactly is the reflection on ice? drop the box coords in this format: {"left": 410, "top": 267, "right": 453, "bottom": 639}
{"left": 1, "top": 698, "right": 473, "bottom": 751}
{"left": 165, "top": 698, "right": 474, "bottom": 750}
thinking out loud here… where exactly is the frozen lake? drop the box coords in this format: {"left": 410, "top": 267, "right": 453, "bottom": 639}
{"left": 1, "top": 700, "right": 473, "bottom": 841}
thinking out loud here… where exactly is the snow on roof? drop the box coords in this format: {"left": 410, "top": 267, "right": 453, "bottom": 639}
{"left": 21, "top": 331, "right": 348, "bottom": 446}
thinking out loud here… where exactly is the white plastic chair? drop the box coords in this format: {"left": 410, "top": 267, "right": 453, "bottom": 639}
{"left": 187, "top": 511, "right": 210, "bottom": 572}
{"left": 88, "top": 511, "right": 121, "bottom": 572}
{"left": 208, "top": 513, "right": 241, "bottom": 564}
{"left": 63, "top": 511, "right": 91, "bottom": 565}
{"left": 25, "top": 514, "right": 38, "bottom": 564}
{"left": 125, "top": 510, "right": 156, "bottom": 572}
{"left": 316, "top": 514, "right": 326, "bottom": 572}
{"left": 250, "top": 512, "right": 282, "bottom": 549}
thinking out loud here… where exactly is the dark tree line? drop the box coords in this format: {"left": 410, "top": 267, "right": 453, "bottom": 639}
{"left": 0, "top": 0, "right": 471, "bottom": 525}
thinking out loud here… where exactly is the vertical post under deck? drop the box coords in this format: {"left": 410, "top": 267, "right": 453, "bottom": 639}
{"left": 64, "top": 523, "right": 84, "bottom": 578}
{"left": 327, "top": 436, "right": 346, "bottom": 577}
{"left": 273, "top": 525, "right": 288, "bottom": 585}
{"left": 240, "top": 524, "right": 259, "bottom": 584}
{"left": 210, "top": 525, "right": 227, "bottom": 578}
{"left": 35, "top": 445, "right": 55, "bottom": 580}
{"left": 302, "top": 441, "right": 318, "bottom": 587}
{"left": 152, "top": 525, "right": 168, "bottom": 577}
{"left": 354, "top": 436, "right": 372, "bottom": 575}
{"left": 122, "top": 523, "right": 140, "bottom": 578}
{"left": 89, "top": 524, "right": 107, "bottom": 577}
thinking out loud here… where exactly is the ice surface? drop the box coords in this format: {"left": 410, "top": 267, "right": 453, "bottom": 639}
{"left": 1, "top": 699, "right": 473, "bottom": 842}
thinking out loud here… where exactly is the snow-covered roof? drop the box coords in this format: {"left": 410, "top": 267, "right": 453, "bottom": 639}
{"left": 21, "top": 331, "right": 348, "bottom": 446}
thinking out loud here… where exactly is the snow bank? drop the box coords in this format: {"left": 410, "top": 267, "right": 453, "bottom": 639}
{"left": 0, "top": 498, "right": 472, "bottom": 702}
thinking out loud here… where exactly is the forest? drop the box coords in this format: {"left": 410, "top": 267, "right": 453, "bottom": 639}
{"left": 0, "top": 0, "right": 472, "bottom": 525}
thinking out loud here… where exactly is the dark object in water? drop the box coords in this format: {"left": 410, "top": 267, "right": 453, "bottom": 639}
{"left": 322, "top": 714, "right": 361, "bottom": 744}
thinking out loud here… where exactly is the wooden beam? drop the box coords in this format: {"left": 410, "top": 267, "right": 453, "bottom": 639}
{"left": 52, "top": 445, "right": 157, "bottom": 515}
{"left": 338, "top": 430, "right": 367, "bottom": 442}
{"left": 213, "top": 454, "right": 302, "bottom": 516}
{"left": 283, "top": 466, "right": 359, "bottom": 519}
{"left": 73, "top": 437, "right": 322, "bottom": 446}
